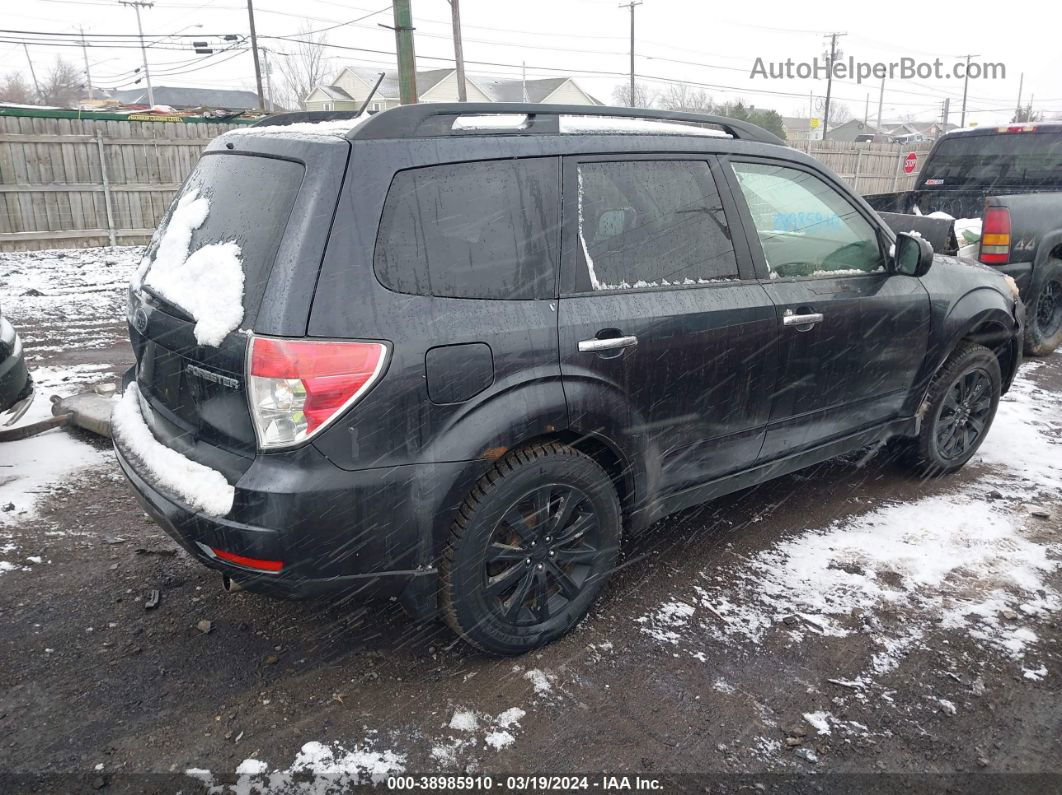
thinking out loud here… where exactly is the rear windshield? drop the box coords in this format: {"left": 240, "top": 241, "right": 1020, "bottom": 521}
{"left": 142, "top": 153, "right": 304, "bottom": 319}
{"left": 920, "top": 131, "right": 1062, "bottom": 189}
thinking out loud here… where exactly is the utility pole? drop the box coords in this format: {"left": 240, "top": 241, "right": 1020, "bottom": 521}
{"left": 79, "top": 27, "right": 94, "bottom": 100}
{"left": 941, "top": 97, "right": 950, "bottom": 128}
{"left": 522, "top": 61, "right": 529, "bottom": 102}
{"left": 447, "top": 0, "right": 466, "bottom": 102}
{"left": 120, "top": 1, "right": 155, "bottom": 106}
{"left": 244, "top": 0, "right": 265, "bottom": 110}
{"left": 958, "top": 53, "right": 979, "bottom": 128}
{"left": 22, "top": 44, "right": 41, "bottom": 100}
{"left": 821, "top": 31, "right": 846, "bottom": 140}
{"left": 619, "top": 1, "right": 642, "bottom": 106}
{"left": 392, "top": 0, "right": 418, "bottom": 105}
{"left": 876, "top": 76, "right": 884, "bottom": 130}
{"left": 260, "top": 47, "right": 272, "bottom": 111}
{"left": 1015, "top": 72, "right": 1024, "bottom": 121}
{"left": 863, "top": 93, "right": 869, "bottom": 126}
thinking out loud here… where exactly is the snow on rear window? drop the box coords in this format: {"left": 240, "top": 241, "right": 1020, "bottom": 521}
{"left": 112, "top": 384, "right": 235, "bottom": 516}
{"left": 137, "top": 189, "right": 245, "bottom": 347}
{"left": 134, "top": 154, "right": 304, "bottom": 345}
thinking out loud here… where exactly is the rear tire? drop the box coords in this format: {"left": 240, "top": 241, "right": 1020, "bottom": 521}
{"left": 440, "top": 442, "right": 621, "bottom": 656}
{"left": 903, "top": 342, "right": 1001, "bottom": 475}
{"left": 1024, "top": 260, "right": 1062, "bottom": 356}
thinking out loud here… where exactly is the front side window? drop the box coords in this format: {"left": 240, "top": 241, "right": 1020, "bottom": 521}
{"left": 576, "top": 160, "right": 739, "bottom": 291}
{"left": 731, "top": 162, "right": 885, "bottom": 279}
{"left": 375, "top": 158, "right": 559, "bottom": 300}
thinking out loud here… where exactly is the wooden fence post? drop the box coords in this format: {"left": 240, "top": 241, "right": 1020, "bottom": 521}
{"left": 891, "top": 149, "right": 902, "bottom": 192}
{"left": 95, "top": 130, "right": 117, "bottom": 247}
{"left": 853, "top": 149, "right": 864, "bottom": 195}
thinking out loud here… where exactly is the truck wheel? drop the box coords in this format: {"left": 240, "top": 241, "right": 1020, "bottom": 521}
{"left": 440, "top": 442, "right": 621, "bottom": 656}
{"left": 1024, "top": 260, "right": 1062, "bottom": 356}
{"left": 904, "top": 342, "right": 1001, "bottom": 475}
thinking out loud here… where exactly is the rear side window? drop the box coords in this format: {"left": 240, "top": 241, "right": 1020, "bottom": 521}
{"left": 374, "top": 158, "right": 560, "bottom": 300}
{"left": 576, "top": 160, "right": 739, "bottom": 291}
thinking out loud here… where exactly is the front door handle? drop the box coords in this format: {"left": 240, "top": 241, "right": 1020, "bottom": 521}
{"left": 782, "top": 309, "right": 824, "bottom": 329}
{"left": 578, "top": 335, "right": 638, "bottom": 353}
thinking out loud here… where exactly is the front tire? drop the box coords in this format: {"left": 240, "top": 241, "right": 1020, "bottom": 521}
{"left": 904, "top": 342, "right": 1001, "bottom": 475}
{"left": 1024, "top": 260, "right": 1062, "bottom": 356}
{"left": 440, "top": 442, "right": 621, "bottom": 656}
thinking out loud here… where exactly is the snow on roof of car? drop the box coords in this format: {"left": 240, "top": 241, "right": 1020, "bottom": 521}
{"left": 223, "top": 114, "right": 374, "bottom": 138}
{"left": 558, "top": 115, "right": 731, "bottom": 137}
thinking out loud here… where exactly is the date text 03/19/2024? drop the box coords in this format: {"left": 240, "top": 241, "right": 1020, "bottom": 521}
{"left": 386, "top": 775, "right": 664, "bottom": 791}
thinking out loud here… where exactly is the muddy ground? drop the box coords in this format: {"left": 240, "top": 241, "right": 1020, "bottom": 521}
{"left": 0, "top": 248, "right": 1059, "bottom": 793}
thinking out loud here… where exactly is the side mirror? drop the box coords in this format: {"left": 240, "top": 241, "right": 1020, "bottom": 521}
{"left": 894, "top": 232, "right": 934, "bottom": 277}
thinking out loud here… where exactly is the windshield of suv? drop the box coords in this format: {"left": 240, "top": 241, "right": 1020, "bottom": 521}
{"left": 920, "top": 131, "right": 1062, "bottom": 189}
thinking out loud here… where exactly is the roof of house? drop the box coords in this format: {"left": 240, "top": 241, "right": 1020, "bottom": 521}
{"left": 478, "top": 76, "right": 568, "bottom": 103}
{"left": 311, "top": 85, "right": 354, "bottom": 101}
{"left": 343, "top": 67, "right": 455, "bottom": 99}
{"left": 329, "top": 67, "right": 599, "bottom": 105}
{"left": 115, "top": 86, "right": 261, "bottom": 110}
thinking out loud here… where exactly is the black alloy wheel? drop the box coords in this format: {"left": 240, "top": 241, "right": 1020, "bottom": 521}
{"left": 483, "top": 484, "right": 601, "bottom": 627}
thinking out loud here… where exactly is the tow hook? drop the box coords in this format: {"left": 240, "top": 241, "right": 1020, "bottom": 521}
{"left": 221, "top": 574, "right": 243, "bottom": 593}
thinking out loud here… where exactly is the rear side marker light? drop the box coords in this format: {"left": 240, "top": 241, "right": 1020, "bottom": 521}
{"left": 979, "top": 207, "right": 1011, "bottom": 265}
{"left": 248, "top": 336, "right": 388, "bottom": 450}
{"left": 211, "top": 547, "right": 284, "bottom": 573}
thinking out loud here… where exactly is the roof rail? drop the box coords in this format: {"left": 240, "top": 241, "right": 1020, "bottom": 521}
{"left": 349, "top": 103, "right": 785, "bottom": 146}
{"left": 250, "top": 109, "right": 364, "bottom": 127}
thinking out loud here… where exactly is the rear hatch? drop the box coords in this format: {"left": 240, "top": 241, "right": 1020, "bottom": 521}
{"left": 128, "top": 133, "right": 350, "bottom": 463}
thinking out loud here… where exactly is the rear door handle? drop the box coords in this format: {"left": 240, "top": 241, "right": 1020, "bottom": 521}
{"left": 782, "top": 310, "right": 824, "bottom": 328}
{"left": 578, "top": 335, "right": 638, "bottom": 352}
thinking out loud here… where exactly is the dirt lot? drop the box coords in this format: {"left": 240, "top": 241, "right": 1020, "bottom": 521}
{"left": 0, "top": 248, "right": 1059, "bottom": 793}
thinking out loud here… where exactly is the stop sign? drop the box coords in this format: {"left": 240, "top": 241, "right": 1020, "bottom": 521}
{"left": 903, "top": 151, "right": 918, "bottom": 174}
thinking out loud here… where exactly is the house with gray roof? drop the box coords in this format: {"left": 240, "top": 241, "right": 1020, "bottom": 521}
{"left": 304, "top": 67, "right": 600, "bottom": 112}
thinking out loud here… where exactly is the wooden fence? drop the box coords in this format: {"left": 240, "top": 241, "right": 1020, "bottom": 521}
{"left": 0, "top": 115, "right": 243, "bottom": 251}
{"left": 789, "top": 140, "right": 933, "bottom": 195}
{"left": 0, "top": 115, "right": 935, "bottom": 251}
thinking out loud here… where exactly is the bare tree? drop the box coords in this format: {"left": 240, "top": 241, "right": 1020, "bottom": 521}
{"left": 814, "top": 97, "right": 851, "bottom": 125}
{"left": 610, "top": 80, "right": 655, "bottom": 108}
{"left": 0, "top": 71, "right": 34, "bottom": 104}
{"left": 657, "top": 83, "right": 714, "bottom": 113}
{"left": 276, "top": 23, "right": 331, "bottom": 110}
{"left": 37, "top": 57, "right": 82, "bottom": 107}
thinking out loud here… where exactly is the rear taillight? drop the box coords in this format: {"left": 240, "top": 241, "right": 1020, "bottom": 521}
{"left": 248, "top": 336, "right": 388, "bottom": 450}
{"left": 979, "top": 207, "right": 1011, "bottom": 265}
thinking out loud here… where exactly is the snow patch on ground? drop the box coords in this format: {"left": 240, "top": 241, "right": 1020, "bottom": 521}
{"left": 637, "top": 364, "right": 1062, "bottom": 685}
{"left": 0, "top": 247, "right": 140, "bottom": 357}
{"left": 111, "top": 384, "right": 234, "bottom": 516}
{"left": 0, "top": 365, "right": 113, "bottom": 524}
{"left": 448, "top": 709, "right": 478, "bottom": 732}
{"left": 524, "top": 668, "right": 555, "bottom": 696}
{"left": 803, "top": 711, "right": 833, "bottom": 735}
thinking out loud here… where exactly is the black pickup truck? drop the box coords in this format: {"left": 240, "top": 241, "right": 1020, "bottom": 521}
{"left": 866, "top": 123, "right": 1062, "bottom": 354}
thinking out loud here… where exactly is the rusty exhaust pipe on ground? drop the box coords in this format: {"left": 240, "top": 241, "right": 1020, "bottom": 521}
{"left": 221, "top": 574, "right": 243, "bottom": 593}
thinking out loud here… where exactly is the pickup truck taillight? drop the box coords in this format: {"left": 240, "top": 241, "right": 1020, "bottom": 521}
{"left": 979, "top": 207, "right": 1011, "bottom": 265}
{"left": 248, "top": 336, "right": 388, "bottom": 450}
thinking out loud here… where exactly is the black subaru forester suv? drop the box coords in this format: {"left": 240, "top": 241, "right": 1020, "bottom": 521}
{"left": 115, "top": 104, "right": 1023, "bottom": 655}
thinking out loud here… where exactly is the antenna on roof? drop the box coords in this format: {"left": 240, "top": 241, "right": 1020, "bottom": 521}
{"left": 356, "top": 72, "right": 386, "bottom": 117}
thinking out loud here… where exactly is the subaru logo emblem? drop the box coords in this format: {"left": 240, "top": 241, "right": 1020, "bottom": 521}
{"left": 133, "top": 306, "right": 149, "bottom": 334}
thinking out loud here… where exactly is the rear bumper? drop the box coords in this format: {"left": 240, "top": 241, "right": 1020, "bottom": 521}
{"left": 113, "top": 435, "right": 447, "bottom": 610}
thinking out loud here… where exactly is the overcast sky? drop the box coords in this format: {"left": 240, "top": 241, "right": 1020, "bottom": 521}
{"left": 3, "top": 0, "right": 1060, "bottom": 125}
